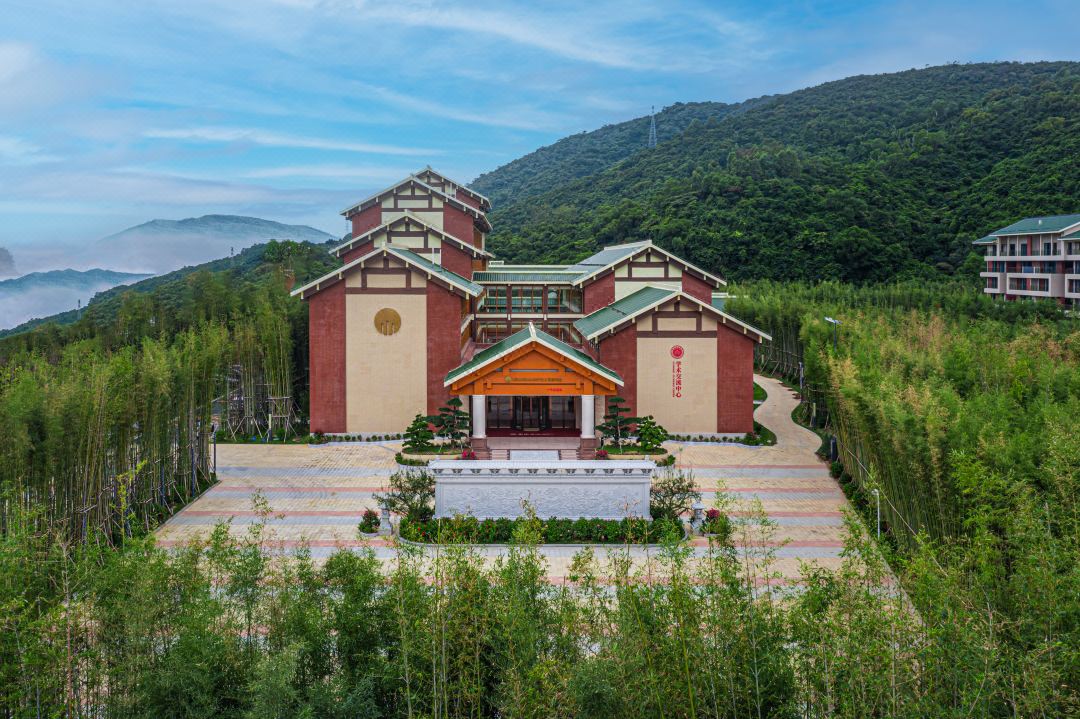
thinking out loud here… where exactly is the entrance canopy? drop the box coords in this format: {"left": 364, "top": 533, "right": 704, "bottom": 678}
{"left": 445, "top": 323, "right": 621, "bottom": 396}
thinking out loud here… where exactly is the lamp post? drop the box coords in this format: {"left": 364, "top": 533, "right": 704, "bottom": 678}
{"left": 824, "top": 316, "right": 841, "bottom": 351}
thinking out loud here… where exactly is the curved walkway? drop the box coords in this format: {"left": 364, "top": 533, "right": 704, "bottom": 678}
{"left": 157, "top": 377, "right": 853, "bottom": 581}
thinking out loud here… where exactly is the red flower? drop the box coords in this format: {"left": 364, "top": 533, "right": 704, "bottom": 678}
{"left": 706, "top": 508, "right": 721, "bottom": 520}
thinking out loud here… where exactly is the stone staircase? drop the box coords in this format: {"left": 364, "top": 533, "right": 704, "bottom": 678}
{"left": 490, "top": 449, "right": 510, "bottom": 460}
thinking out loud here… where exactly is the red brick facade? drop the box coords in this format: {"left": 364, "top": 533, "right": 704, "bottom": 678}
{"left": 583, "top": 273, "right": 615, "bottom": 314}
{"left": 443, "top": 205, "right": 479, "bottom": 248}
{"left": 716, "top": 325, "right": 755, "bottom": 434}
{"left": 299, "top": 170, "right": 762, "bottom": 435}
{"left": 307, "top": 282, "right": 346, "bottom": 433}
{"left": 681, "top": 273, "right": 714, "bottom": 304}
{"left": 426, "top": 287, "right": 463, "bottom": 415}
{"left": 350, "top": 205, "right": 382, "bottom": 237}
{"left": 597, "top": 325, "right": 637, "bottom": 413}
{"left": 440, "top": 244, "right": 473, "bottom": 279}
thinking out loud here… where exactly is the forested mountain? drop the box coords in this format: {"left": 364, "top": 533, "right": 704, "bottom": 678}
{"left": 0, "top": 239, "right": 338, "bottom": 348}
{"left": 470, "top": 101, "right": 745, "bottom": 207}
{"left": 481, "top": 62, "right": 1080, "bottom": 283}
{"left": 87, "top": 214, "right": 336, "bottom": 274}
{"left": 0, "top": 268, "right": 151, "bottom": 329}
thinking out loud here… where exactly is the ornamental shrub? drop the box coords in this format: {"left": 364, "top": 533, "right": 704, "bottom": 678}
{"left": 403, "top": 414, "right": 435, "bottom": 454}
{"left": 650, "top": 468, "right": 700, "bottom": 521}
{"left": 635, "top": 415, "right": 669, "bottom": 452}
{"left": 357, "top": 508, "right": 379, "bottom": 534}
{"left": 373, "top": 469, "right": 435, "bottom": 522}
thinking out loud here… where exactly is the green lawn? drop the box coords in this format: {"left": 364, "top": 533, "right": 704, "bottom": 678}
{"left": 753, "top": 382, "right": 767, "bottom": 402}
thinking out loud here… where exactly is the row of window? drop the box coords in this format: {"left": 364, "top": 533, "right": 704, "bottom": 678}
{"left": 473, "top": 319, "right": 584, "bottom": 345}
{"left": 477, "top": 286, "right": 583, "bottom": 315}
{"left": 987, "top": 241, "right": 1061, "bottom": 257}
{"left": 1007, "top": 277, "right": 1049, "bottom": 292}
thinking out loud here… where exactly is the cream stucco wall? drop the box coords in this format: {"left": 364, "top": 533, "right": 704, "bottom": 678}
{"left": 345, "top": 288, "right": 428, "bottom": 433}
{"left": 615, "top": 280, "right": 679, "bottom": 300}
{"left": 635, "top": 318, "right": 717, "bottom": 433}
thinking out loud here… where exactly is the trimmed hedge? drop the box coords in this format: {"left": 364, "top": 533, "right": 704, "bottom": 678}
{"left": 400, "top": 515, "right": 684, "bottom": 544}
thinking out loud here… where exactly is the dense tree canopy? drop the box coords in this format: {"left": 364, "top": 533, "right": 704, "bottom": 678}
{"left": 479, "top": 62, "right": 1080, "bottom": 283}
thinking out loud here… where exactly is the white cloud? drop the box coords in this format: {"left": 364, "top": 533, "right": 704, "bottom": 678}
{"left": 350, "top": 82, "right": 568, "bottom": 131}
{"left": 143, "top": 126, "right": 438, "bottom": 156}
{"left": 0, "top": 135, "right": 58, "bottom": 164}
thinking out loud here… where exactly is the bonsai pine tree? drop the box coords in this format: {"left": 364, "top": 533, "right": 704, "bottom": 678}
{"left": 432, "top": 397, "right": 471, "bottom": 451}
{"left": 403, "top": 414, "right": 434, "bottom": 454}
{"left": 636, "top": 415, "right": 669, "bottom": 453}
{"left": 597, "top": 396, "right": 636, "bottom": 450}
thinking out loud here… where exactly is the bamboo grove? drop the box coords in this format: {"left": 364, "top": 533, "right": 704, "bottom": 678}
{"left": 7, "top": 506, "right": 1073, "bottom": 718}
{"left": 0, "top": 262, "right": 309, "bottom": 544}
{"left": 727, "top": 280, "right": 1080, "bottom": 714}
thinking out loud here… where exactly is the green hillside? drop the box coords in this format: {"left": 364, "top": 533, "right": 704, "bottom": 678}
{"left": 470, "top": 101, "right": 745, "bottom": 207}
{"left": 0, "top": 239, "right": 338, "bottom": 353}
{"left": 482, "top": 62, "right": 1080, "bottom": 283}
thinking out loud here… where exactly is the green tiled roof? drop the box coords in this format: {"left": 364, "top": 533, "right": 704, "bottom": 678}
{"left": 972, "top": 235, "right": 996, "bottom": 245}
{"left": 1063, "top": 228, "right": 1080, "bottom": 240}
{"left": 564, "top": 243, "right": 648, "bottom": 279}
{"left": 711, "top": 294, "right": 727, "bottom": 311}
{"left": 387, "top": 247, "right": 483, "bottom": 296}
{"left": 472, "top": 270, "right": 579, "bottom": 284}
{"left": 444, "top": 323, "right": 621, "bottom": 387}
{"left": 990, "top": 214, "right": 1080, "bottom": 235}
{"left": 573, "top": 286, "right": 677, "bottom": 339}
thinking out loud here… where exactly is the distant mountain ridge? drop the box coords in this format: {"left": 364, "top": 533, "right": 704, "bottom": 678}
{"left": 90, "top": 214, "right": 336, "bottom": 274}
{"left": 470, "top": 102, "right": 749, "bottom": 207}
{"left": 0, "top": 268, "right": 152, "bottom": 330}
{"left": 478, "top": 61, "right": 1080, "bottom": 284}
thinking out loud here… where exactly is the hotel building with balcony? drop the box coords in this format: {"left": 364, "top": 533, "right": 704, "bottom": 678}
{"left": 974, "top": 214, "right": 1080, "bottom": 306}
{"left": 292, "top": 168, "right": 769, "bottom": 457}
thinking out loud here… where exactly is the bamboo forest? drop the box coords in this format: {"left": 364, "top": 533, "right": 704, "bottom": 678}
{"left": 1, "top": 263, "right": 1077, "bottom": 716}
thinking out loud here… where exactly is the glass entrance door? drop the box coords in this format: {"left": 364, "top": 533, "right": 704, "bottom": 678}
{"left": 512, "top": 397, "right": 550, "bottom": 431}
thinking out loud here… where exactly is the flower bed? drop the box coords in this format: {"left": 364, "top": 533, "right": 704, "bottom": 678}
{"left": 400, "top": 515, "right": 684, "bottom": 545}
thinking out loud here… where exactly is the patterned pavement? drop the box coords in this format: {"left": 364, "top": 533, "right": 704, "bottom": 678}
{"left": 156, "top": 375, "right": 855, "bottom": 581}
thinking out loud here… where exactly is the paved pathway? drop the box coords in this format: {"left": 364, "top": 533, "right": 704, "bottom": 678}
{"left": 157, "top": 375, "right": 855, "bottom": 581}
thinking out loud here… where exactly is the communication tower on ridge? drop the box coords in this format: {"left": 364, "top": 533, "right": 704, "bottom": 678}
{"left": 647, "top": 106, "right": 658, "bottom": 148}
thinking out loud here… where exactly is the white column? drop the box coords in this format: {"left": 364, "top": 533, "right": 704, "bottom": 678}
{"left": 580, "top": 394, "right": 595, "bottom": 438}
{"left": 471, "top": 394, "right": 486, "bottom": 438}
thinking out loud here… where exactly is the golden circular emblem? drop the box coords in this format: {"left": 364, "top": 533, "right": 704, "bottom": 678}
{"left": 373, "top": 308, "right": 402, "bottom": 336}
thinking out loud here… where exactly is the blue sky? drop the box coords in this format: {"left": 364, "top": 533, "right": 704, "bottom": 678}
{"left": 2, "top": 0, "right": 1079, "bottom": 271}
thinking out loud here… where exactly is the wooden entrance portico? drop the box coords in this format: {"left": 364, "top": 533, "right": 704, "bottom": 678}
{"left": 444, "top": 324, "right": 621, "bottom": 458}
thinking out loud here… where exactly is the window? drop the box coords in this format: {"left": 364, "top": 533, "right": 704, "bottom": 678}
{"left": 510, "top": 286, "right": 543, "bottom": 313}
{"left": 985, "top": 276, "right": 998, "bottom": 289}
{"left": 545, "top": 287, "right": 583, "bottom": 314}
{"left": 478, "top": 286, "right": 507, "bottom": 314}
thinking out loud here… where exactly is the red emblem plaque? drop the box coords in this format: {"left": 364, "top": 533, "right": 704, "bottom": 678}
{"left": 670, "top": 345, "right": 685, "bottom": 359}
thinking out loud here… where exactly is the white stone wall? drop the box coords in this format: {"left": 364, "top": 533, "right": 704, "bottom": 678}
{"left": 431, "top": 460, "right": 654, "bottom": 520}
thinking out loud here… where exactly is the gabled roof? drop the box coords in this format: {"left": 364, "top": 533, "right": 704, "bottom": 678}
{"left": 340, "top": 174, "right": 492, "bottom": 231}
{"left": 414, "top": 166, "right": 491, "bottom": 210}
{"left": 972, "top": 235, "right": 996, "bottom": 245}
{"left": 444, "top": 323, "right": 622, "bottom": 387}
{"left": 574, "top": 286, "right": 677, "bottom": 339}
{"left": 568, "top": 241, "right": 728, "bottom": 288}
{"left": 1063, "top": 228, "right": 1080, "bottom": 240}
{"left": 290, "top": 245, "right": 482, "bottom": 300}
{"left": 328, "top": 211, "right": 492, "bottom": 259}
{"left": 986, "top": 214, "right": 1080, "bottom": 237}
{"left": 573, "top": 285, "right": 771, "bottom": 343}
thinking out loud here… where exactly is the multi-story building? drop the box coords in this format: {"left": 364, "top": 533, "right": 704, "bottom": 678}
{"left": 293, "top": 168, "right": 769, "bottom": 457}
{"left": 975, "top": 214, "right": 1080, "bottom": 306}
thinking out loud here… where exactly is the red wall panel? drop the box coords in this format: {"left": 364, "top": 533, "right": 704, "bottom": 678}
{"left": 427, "top": 286, "right": 463, "bottom": 415}
{"left": 349, "top": 206, "right": 382, "bottom": 237}
{"left": 443, "top": 206, "right": 477, "bottom": 246}
{"left": 583, "top": 273, "right": 615, "bottom": 314}
{"left": 682, "top": 273, "right": 714, "bottom": 305}
{"left": 308, "top": 282, "right": 346, "bottom": 433}
{"left": 440, "top": 244, "right": 473, "bottom": 278}
{"left": 716, "top": 326, "right": 755, "bottom": 434}
{"left": 598, "top": 325, "right": 637, "bottom": 413}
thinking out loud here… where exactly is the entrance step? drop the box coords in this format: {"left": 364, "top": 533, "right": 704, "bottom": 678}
{"left": 490, "top": 449, "right": 510, "bottom": 460}
{"left": 559, "top": 449, "right": 578, "bottom": 461}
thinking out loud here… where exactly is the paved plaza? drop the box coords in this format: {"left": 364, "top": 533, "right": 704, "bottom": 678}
{"left": 156, "top": 375, "right": 857, "bottom": 581}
